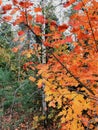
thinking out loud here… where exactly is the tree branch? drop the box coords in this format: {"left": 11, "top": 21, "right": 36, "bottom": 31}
{"left": 81, "top": 0, "right": 98, "bottom": 51}
{"left": 51, "top": 52, "right": 95, "bottom": 95}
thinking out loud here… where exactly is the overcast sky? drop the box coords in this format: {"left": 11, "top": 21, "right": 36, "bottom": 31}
{"left": 2, "top": 0, "right": 68, "bottom": 24}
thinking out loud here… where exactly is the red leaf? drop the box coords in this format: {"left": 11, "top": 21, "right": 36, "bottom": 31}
{"left": 65, "top": 36, "right": 73, "bottom": 43}
{"left": 2, "top": 4, "right": 12, "bottom": 11}
{"left": 18, "top": 30, "right": 25, "bottom": 36}
{"left": 58, "top": 24, "right": 68, "bottom": 32}
{"left": 36, "top": 15, "right": 47, "bottom": 24}
{"left": 19, "top": 1, "right": 33, "bottom": 8}
{"left": 63, "top": 0, "right": 75, "bottom": 8}
{"left": 50, "top": 20, "right": 57, "bottom": 26}
{"left": 74, "top": 45, "right": 83, "bottom": 53}
{"left": 12, "top": 0, "right": 18, "bottom": 5}
{"left": 63, "top": 1, "right": 70, "bottom": 8}
{"left": 44, "top": 41, "right": 51, "bottom": 47}
{"left": 73, "top": 2, "right": 82, "bottom": 10}
{"left": 13, "top": 19, "right": 20, "bottom": 26}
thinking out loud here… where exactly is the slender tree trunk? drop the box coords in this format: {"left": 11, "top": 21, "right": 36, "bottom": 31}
{"left": 41, "top": 0, "right": 47, "bottom": 127}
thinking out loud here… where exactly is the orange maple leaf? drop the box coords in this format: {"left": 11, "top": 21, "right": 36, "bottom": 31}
{"left": 13, "top": 15, "right": 26, "bottom": 25}
{"left": 12, "top": 47, "right": 18, "bottom": 53}
{"left": 29, "top": 76, "right": 36, "bottom": 82}
{"left": 27, "top": 14, "right": 33, "bottom": 21}
{"left": 73, "top": 2, "right": 82, "bottom": 10}
{"left": 10, "top": 8, "right": 19, "bottom": 15}
{"left": 44, "top": 41, "right": 51, "bottom": 47}
{"left": 49, "top": 20, "right": 57, "bottom": 31}
{"left": 3, "top": 16, "right": 12, "bottom": 21}
{"left": 36, "top": 15, "right": 47, "bottom": 24}
{"left": 34, "top": 7, "right": 42, "bottom": 12}
{"left": 33, "top": 25, "right": 41, "bottom": 35}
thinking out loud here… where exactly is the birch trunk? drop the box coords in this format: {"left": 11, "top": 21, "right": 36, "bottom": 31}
{"left": 41, "top": 0, "right": 47, "bottom": 126}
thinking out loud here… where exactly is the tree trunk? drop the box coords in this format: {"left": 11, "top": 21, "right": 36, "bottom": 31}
{"left": 41, "top": 0, "right": 48, "bottom": 127}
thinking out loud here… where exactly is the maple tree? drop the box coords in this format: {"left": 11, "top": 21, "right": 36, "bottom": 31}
{"left": 0, "top": 0, "right": 98, "bottom": 129}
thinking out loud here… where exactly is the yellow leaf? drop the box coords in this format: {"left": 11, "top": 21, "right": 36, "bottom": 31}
{"left": 40, "top": 115, "right": 46, "bottom": 120}
{"left": 45, "top": 95, "right": 53, "bottom": 102}
{"left": 33, "top": 116, "right": 38, "bottom": 121}
{"left": 37, "top": 79, "right": 43, "bottom": 88}
{"left": 58, "top": 110, "right": 66, "bottom": 117}
{"left": 20, "top": 35, "right": 26, "bottom": 42}
{"left": 26, "top": 53, "right": 31, "bottom": 58}
{"left": 29, "top": 76, "right": 36, "bottom": 82}
{"left": 61, "top": 116, "right": 66, "bottom": 123}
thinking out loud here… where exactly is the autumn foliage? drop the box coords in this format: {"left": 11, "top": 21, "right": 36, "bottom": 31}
{"left": 0, "top": 0, "right": 98, "bottom": 129}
